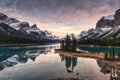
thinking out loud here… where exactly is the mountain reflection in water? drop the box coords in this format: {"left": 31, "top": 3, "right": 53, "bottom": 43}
{"left": 0, "top": 45, "right": 58, "bottom": 71}
{"left": 0, "top": 44, "right": 120, "bottom": 80}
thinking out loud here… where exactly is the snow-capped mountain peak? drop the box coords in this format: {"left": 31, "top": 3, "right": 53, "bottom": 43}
{"left": 0, "top": 12, "right": 59, "bottom": 42}
{"left": 103, "top": 15, "right": 114, "bottom": 20}
{"left": 78, "top": 9, "right": 120, "bottom": 40}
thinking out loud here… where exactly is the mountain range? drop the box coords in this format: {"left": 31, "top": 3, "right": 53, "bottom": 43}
{"left": 0, "top": 13, "right": 59, "bottom": 44}
{"left": 78, "top": 9, "right": 120, "bottom": 40}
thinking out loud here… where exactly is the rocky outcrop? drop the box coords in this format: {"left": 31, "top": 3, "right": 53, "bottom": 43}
{"left": 78, "top": 9, "right": 120, "bottom": 40}
{"left": 18, "top": 22, "right": 29, "bottom": 29}
{"left": 0, "top": 13, "right": 7, "bottom": 20}
{"left": 114, "top": 9, "right": 120, "bottom": 26}
{"left": 0, "top": 12, "right": 59, "bottom": 43}
{"left": 31, "top": 24, "right": 37, "bottom": 29}
{"left": 96, "top": 15, "right": 114, "bottom": 29}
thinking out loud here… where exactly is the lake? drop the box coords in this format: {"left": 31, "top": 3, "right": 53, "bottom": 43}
{"left": 78, "top": 45, "right": 120, "bottom": 55}
{"left": 0, "top": 44, "right": 119, "bottom": 80}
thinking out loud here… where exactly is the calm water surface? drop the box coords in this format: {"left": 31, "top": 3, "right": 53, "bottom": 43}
{"left": 78, "top": 45, "right": 120, "bottom": 55}
{"left": 0, "top": 44, "right": 116, "bottom": 80}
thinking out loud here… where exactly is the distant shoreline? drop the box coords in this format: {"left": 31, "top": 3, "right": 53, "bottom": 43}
{"left": 0, "top": 43, "right": 59, "bottom": 46}
{"left": 78, "top": 44, "right": 120, "bottom": 48}
{"left": 0, "top": 43, "right": 49, "bottom": 46}
{"left": 0, "top": 43, "right": 43, "bottom": 46}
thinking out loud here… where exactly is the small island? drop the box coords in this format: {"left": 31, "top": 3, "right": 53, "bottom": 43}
{"left": 55, "top": 34, "right": 120, "bottom": 80}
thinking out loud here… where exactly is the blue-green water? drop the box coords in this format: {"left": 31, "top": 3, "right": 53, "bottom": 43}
{"left": 0, "top": 44, "right": 118, "bottom": 80}
{"left": 78, "top": 45, "right": 120, "bottom": 55}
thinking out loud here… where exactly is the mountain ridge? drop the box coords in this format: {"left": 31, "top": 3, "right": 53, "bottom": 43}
{"left": 78, "top": 9, "right": 120, "bottom": 40}
{"left": 78, "top": 9, "right": 120, "bottom": 46}
{"left": 0, "top": 13, "right": 59, "bottom": 44}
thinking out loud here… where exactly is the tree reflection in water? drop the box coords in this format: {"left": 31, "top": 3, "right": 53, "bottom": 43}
{"left": 59, "top": 54, "right": 77, "bottom": 73}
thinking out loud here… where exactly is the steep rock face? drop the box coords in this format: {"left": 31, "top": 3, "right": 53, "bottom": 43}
{"left": 31, "top": 24, "right": 37, "bottom": 29}
{"left": 78, "top": 9, "right": 120, "bottom": 40}
{"left": 101, "top": 26, "right": 120, "bottom": 39}
{"left": 78, "top": 31, "right": 88, "bottom": 39}
{"left": 78, "top": 27, "right": 112, "bottom": 40}
{"left": 18, "top": 22, "right": 30, "bottom": 34}
{"left": 96, "top": 15, "right": 114, "bottom": 29}
{"left": 0, "top": 22, "right": 27, "bottom": 37}
{"left": 18, "top": 22, "right": 29, "bottom": 29}
{"left": 0, "top": 12, "right": 59, "bottom": 43}
{"left": 114, "top": 9, "right": 120, "bottom": 26}
{"left": 3, "top": 18, "right": 19, "bottom": 24}
{"left": 0, "top": 13, "right": 8, "bottom": 21}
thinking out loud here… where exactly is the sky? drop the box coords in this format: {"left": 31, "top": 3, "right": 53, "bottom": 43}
{"left": 0, "top": 0, "right": 120, "bottom": 37}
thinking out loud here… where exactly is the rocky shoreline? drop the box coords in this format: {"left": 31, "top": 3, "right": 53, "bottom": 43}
{"left": 55, "top": 49, "right": 104, "bottom": 59}
{"left": 53, "top": 49, "right": 120, "bottom": 80}
{"left": 55, "top": 49, "right": 120, "bottom": 71}
{"left": 49, "top": 77, "right": 84, "bottom": 80}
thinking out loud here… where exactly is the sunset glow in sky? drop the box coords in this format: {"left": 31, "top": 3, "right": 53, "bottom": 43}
{"left": 0, "top": 0, "right": 120, "bottom": 37}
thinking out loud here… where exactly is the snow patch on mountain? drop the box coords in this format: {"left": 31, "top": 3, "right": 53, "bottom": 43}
{"left": 78, "top": 14, "right": 116, "bottom": 40}
{"left": 103, "top": 15, "right": 114, "bottom": 20}
{"left": 0, "top": 12, "right": 59, "bottom": 41}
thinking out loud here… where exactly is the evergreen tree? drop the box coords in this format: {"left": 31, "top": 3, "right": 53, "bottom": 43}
{"left": 71, "top": 35, "right": 77, "bottom": 51}
{"left": 65, "top": 34, "right": 71, "bottom": 51}
{"left": 60, "top": 39, "right": 65, "bottom": 50}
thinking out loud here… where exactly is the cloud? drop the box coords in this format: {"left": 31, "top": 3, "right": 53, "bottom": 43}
{"left": 0, "top": 0, "right": 120, "bottom": 37}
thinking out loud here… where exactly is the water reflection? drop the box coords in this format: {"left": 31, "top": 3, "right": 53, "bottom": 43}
{"left": 0, "top": 45, "right": 57, "bottom": 71}
{"left": 0, "top": 44, "right": 116, "bottom": 80}
{"left": 97, "top": 59, "right": 112, "bottom": 74}
{"left": 59, "top": 54, "right": 77, "bottom": 73}
{"left": 97, "top": 59, "right": 120, "bottom": 80}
